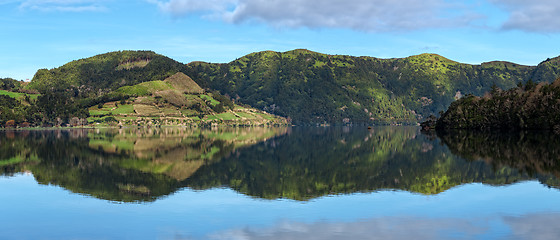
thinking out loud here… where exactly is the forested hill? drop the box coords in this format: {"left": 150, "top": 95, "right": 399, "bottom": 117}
{"left": 4, "top": 49, "right": 560, "bottom": 126}
{"left": 1, "top": 51, "right": 285, "bottom": 127}
{"left": 185, "top": 49, "right": 560, "bottom": 124}
{"left": 29, "top": 50, "right": 188, "bottom": 95}
{"left": 435, "top": 78, "right": 560, "bottom": 130}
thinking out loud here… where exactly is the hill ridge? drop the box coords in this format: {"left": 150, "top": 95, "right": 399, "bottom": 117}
{"left": 185, "top": 49, "right": 560, "bottom": 124}
{"left": 3, "top": 49, "right": 560, "bottom": 126}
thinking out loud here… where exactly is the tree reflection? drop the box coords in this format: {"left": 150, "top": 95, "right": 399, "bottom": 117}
{"left": 186, "top": 127, "right": 551, "bottom": 199}
{"left": 0, "top": 127, "right": 558, "bottom": 202}
{"left": 436, "top": 130, "right": 560, "bottom": 188}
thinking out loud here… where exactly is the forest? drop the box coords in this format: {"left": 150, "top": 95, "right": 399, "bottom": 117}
{"left": 1, "top": 49, "right": 560, "bottom": 127}
{"left": 435, "top": 78, "right": 560, "bottom": 130}
{"left": 186, "top": 49, "right": 560, "bottom": 124}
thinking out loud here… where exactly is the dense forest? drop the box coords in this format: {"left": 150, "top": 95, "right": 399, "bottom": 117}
{"left": 185, "top": 49, "right": 560, "bottom": 124}
{"left": 436, "top": 78, "right": 560, "bottom": 130}
{"left": 1, "top": 49, "right": 560, "bottom": 126}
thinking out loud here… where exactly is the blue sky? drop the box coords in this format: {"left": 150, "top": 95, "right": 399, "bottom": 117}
{"left": 1, "top": 0, "right": 560, "bottom": 80}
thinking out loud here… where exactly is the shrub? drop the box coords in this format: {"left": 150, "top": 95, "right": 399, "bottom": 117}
{"left": 104, "top": 116, "right": 117, "bottom": 123}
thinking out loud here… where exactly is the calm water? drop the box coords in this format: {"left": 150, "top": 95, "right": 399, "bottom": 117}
{"left": 1, "top": 127, "right": 560, "bottom": 239}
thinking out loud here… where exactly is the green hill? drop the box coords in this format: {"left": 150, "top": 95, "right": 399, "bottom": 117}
{"left": 1, "top": 51, "right": 285, "bottom": 127}
{"left": 88, "top": 72, "right": 284, "bottom": 127}
{"left": 185, "top": 49, "right": 559, "bottom": 124}
{"left": 28, "top": 50, "right": 188, "bottom": 95}
{"left": 3, "top": 49, "right": 560, "bottom": 126}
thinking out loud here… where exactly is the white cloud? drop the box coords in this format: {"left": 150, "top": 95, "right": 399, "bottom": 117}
{"left": 490, "top": 0, "right": 560, "bottom": 32}
{"left": 18, "top": 0, "right": 107, "bottom": 12}
{"left": 150, "top": 0, "right": 478, "bottom": 31}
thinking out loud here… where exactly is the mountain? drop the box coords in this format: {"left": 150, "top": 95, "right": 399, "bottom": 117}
{"left": 185, "top": 49, "right": 560, "bottom": 124}
{"left": 2, "top": 49, "right": 560, "bottom": 126}
{"left": 0, "top": 51, "right": 285, "bottom": 127}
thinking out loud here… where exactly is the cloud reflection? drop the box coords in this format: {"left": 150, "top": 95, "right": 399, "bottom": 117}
{"left": 203, "top": 213, "right": 560, "bottom": 240}
{"left": 503, "top": 214, "right": 560, "bottom": 240}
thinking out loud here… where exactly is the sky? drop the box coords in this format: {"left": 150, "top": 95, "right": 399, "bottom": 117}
{"left": 1, "top": 0, "right": 560, "bottom": 80}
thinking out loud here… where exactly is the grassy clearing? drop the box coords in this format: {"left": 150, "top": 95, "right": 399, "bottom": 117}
{"left": 216, "top": 112, "right": 239, "bottom": 120}
{"left": 89, "top": 109, "right": 109, "bottom": 116}
{"left": 89, "top": 104, "right": 113, "bottom": 116}
{"left": 200, "top": 94, "right": 220, "bottom": 106}
{"left": 0, "top": 90, "right": 40, "bottom": 101}
{"left": 235, "top": 112, "right": 257, "bottom": 119}
{"left": 205, "top": 115, "right": 219, "bottom": 121}
{"left": 0, "top": 90, "right": 24, "bottom": 99}
{"left": 255, "top": 112, "right": 275, "bottom": 120}
{"left": 112, "top": 104, "right": 135, "bottom": 115}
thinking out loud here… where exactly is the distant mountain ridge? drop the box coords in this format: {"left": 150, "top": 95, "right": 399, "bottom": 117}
{"left": 3, "top": 49, "right": 560, "bottom": 126}
{"left": 185, "top": 49, "right": 560, "bottom": 124}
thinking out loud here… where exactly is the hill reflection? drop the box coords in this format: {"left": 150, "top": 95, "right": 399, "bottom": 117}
{"left": 0, "top": 127, "right": 558, "bottom": 202}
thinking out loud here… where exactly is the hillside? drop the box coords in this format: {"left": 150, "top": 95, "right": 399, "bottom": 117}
{"left": 3, "top": 49, "right": 560, "bottom": 126}
{"left": 28, "top": 50, "right": 188, "bottom": 95}
{"left": 1, "top": 51, "right": 285, "bottom": 127}
{"left": 89, "top": 72, "right": 285, "bottom": 127}
{"left": 185, "top": 49, "right": 560, "bottom": 124}
{"left": 435, "top": 78, "right": 560, "bottom": 130}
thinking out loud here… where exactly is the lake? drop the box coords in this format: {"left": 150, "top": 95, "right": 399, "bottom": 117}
{"left": 1, "top": 126, "right": 559, "bottom": 240}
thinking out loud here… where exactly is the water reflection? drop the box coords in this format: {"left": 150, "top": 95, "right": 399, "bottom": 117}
{"left": 206, "top": 212, "right": 560, "bottom": 240}
{"left": 0, "top": 127, "right": 286, "bottom": 202}
{"left": 1, "top": 127, "right": 559, "bottom": 202}
{"left": 189, "top": 127, "right": 559, "bottom": 199}
{"left": 437, "top": 130, "right": 560, "bottom": 187}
